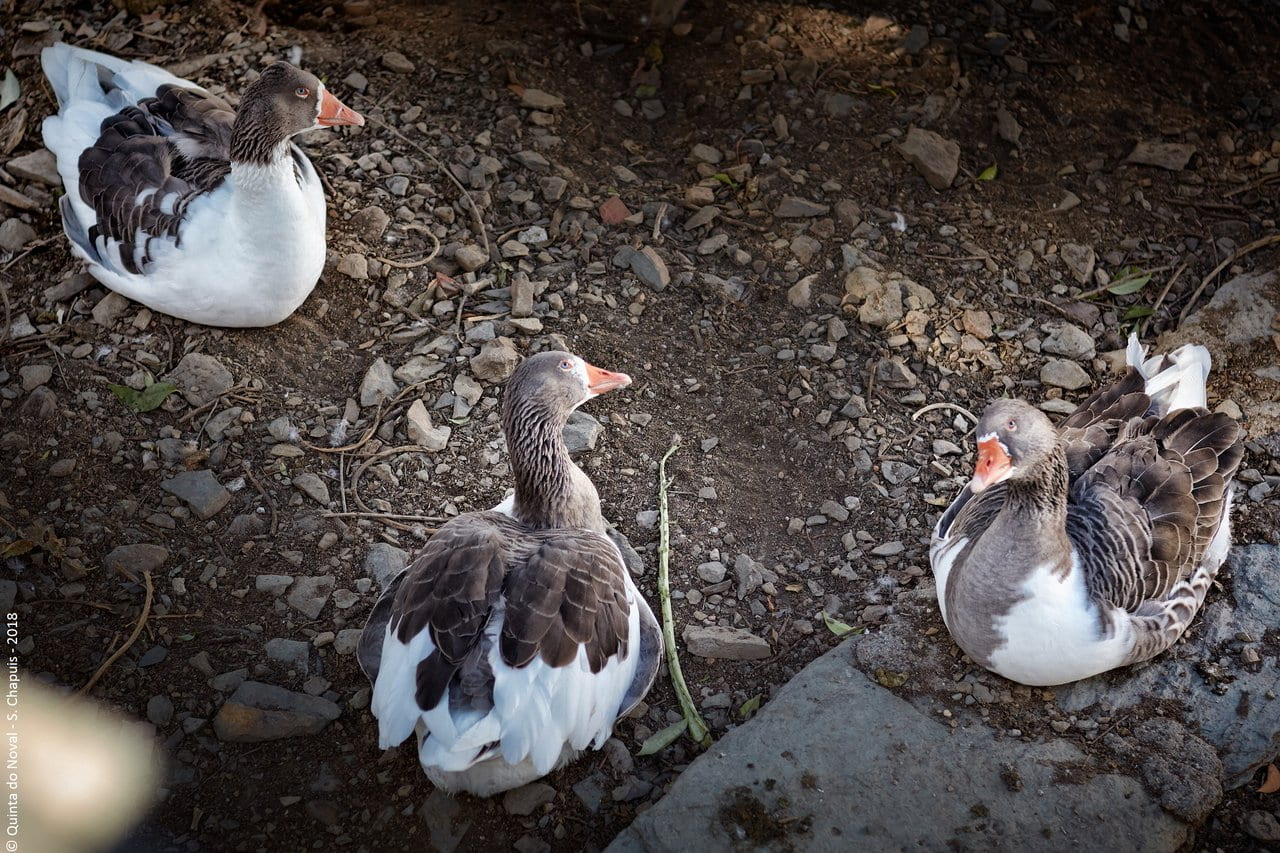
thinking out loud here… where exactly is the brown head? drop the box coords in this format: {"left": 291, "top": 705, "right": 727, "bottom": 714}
{"left": 969, "top": 399, "right": 1058, "bottom": 493}
{"left": 502, "top": 351, "right": 631, "bottom": 428}
{"left": 230, "top": 62, "right": 363, "bottom": 164}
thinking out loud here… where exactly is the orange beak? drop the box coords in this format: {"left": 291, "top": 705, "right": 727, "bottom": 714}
{"left": 584, "top": 362, "right": 632, "bottom": 396}
{"left": 317, "top": 88, "right": 365, "bottom": 127}
{"left": 971, "top": 436, "right": 1012, "bottom": 493}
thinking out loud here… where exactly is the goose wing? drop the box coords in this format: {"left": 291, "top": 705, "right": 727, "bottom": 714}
{"left": 365, "top": 512, "right": 637, "bottom": 777}
{"left": 1066, "top": 408, "right": 1243, "bottom": 612}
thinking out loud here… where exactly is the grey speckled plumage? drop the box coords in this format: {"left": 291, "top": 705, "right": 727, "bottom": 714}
{"left": 932, "top": 339, "right": 1243, "bottom": 685}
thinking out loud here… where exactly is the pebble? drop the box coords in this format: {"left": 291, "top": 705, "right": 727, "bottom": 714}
{"left": 1059, "top": 244, "right": 1096, "bottom": 285}
{"left": 146, "top": 695, "right": 174, "bottom": 727}
{"left": 213, "top": 681, "right": 340, "bottom": 742}
{"left": 160, "top": 470, "right": 231, "bottom": 519}
{"left": 18, "top": 364, "right": 52, "bottom": 391}
{"left": 381, "top": 50, "right": 415, "bottom": 73}
{"left": 898, "top": 127, "right": 960, "bottom": 190}
{"left": 265, "top": 638, "right": 310, "bottom": 673}
{"left": 337, "top": 252, "right": 369, "bottom": 280}
{"left": 683, "top": 626, "right": 771, "bottom": 661}
{"left": 406, "top": 400, "right": 451, "bottom": 451}
{"left": 520, "top": 89, "right": 565, "bottom": 110}
{"left": 455, "top": 244, "right": 488, "bottom": 271}
{"left": 103, "top": 543, "right": 168, "bottom": 577}
{"left": 256, "top": 574, "right": 294, "bottom": 596}
{"left": 503, "top": 782, "right": 556, "bottom": 816}
{"left": 6, "top": 149, "right": 61, "bottom": 185}
{"left": 1041, "top": 358, "right": 1091, "bottom": 390}
{"left": 696, "top": 561, "right": 727, "bottom": 584}
{"left": 364, "top": 543, "right": 408, "bottom": 589}
{"left": 286, "top": 575, "right": 335, "bottom": 619}
{"left": 165, "top": 352, "right": 233, "bottom": 407}
{"left": 775, "top": 197, "right": 829, "bottom": 218}
{"left": 471, "top": 337, "right": 521, "bottom": 382}
{"left": 1042, "top": 323, "right": 1095, "bottom": 360}
{"left": 0, "top": 219, "right": 36, "bottom": 252}
{"left": 333, "top": 629, "right": 363, "bottom": 655}
{"left": 629, "top": 246, "right": 670, "bottom": 291}
{"left": 359, "top": 358, "right": 398, "bottom": 407}
{"left": 563, "top": 411, "right": 603, "bottom": 454}
{"left": 874, "top": 357, "right": 918, "bottom": 389}
{"left": 291, "top": 472, "right": 330, "bottom": 506}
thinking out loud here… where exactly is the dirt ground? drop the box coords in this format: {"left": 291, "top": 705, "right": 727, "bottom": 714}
{"left": 2, "top": 0, "right": 1278, "bottom": 850}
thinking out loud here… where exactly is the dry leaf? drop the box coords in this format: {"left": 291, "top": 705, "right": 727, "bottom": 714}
{"left": 1261, "top": 763, "right": 1280, "bottom": 795}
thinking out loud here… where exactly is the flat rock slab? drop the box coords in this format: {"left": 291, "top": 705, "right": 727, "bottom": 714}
{"left": 1056, "top": 544, "right": 1280, "bottom": 788}
{"left": 213, "top": 681, "right": 339, "bottom": 742}
{"left": 610, "top": 642, "right": 1190, "bottom": 852}
{"left": 165, "top": 353, "right": 233, "bottom": 407}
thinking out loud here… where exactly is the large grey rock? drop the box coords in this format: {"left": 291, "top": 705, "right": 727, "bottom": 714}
{"left": 212, "top": 681, "right": 339, "bottom": 742}
{"left": 1159, "top": 271, "right": 1280, "bottom": 435}
{"left": 160, "top": 470, "right": 231, "bottom": 519}
{"left": 609, "top": 643, "right": 1191, "bottom": 852}
{"left": 682, "top": 626, "right": 770, "bottom": 661}
{"left": 629, "top": 247, "right": 670, "bottom": 291}
{"left": 359, "top": 358, "right": 398, "bottom": 408}
{"left": 1056, "top": 545, "right": 1280, "bottom": 788}
{"left": 163, "top": 353, "right": 233, "bottom": 407}
{"left": 286, "top": 575, "right": 335, "bottom": 619}
{"left": 563, "top": 411, "right": 603, "bottom": 455}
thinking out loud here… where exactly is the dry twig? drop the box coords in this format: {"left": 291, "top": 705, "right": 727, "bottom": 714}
{"left": 1178, "top": 234, "right": 1280, "bottom": 324}
{"left": 78, "top": 571, "right": 153, "bottom": 696}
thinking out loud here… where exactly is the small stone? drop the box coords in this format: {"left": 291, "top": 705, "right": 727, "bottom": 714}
{"left": 349, "top": 206, "right": 390, "bottom": 241}
{"left": 455, "top": 244, "right": 488, "bottom": 272}
{"left": 255, "top": 574, "right": 293, "bottom": 596}
{"left": 161, "top": 470, "right": 231, "bottom": 519}
{"left": 690, "top": 143, "right": 722, "bottom": 164}
{"left": 683, "top": 626, "right": 770, "bottom": 661}
{"left": 1244, "top": 811, "right": 1280, "bottom": 843}
{"left": 1041, "top": 358, "right": 1091, "bottom": 390}
{"left": 1042, "top": 323, "right": 1096, "bottom": 360}
{"left": 786, "top": 277, "right": 812, "bottom": 308}
{"left": 364, "top": 543, "right": 408, "bottom": 589}
{"left": 563, "top": 411, "right": 603, "bottom": 454}
{"left": 790, "top": 234, "right": 821, "bottom": 265}
{"left": 874, "top": 357, "right": 917, "bottom": 389}
{"left": 343, "top": 71, "right": 368, "bottom": 92}
{"left": 333, "top": 629, "right": 363, "bottom": 655}
{"left": 406, "top": 400, "right": 451, "bottom": 451}
{"left": 359, "top": 358, "right": 398, "bottom": 407}
{"left": 264, "top": 638, "right": 310, "bottom": 673}
{"left": 962, "top": 310, "right": 994, "bottom": 340}
{"left": 823, "top": 92, "right": 858, "bottom": 118}
{"left": 1125, "top": 141, "right": 1196, "bottom": 171}
{"left": 510, "top": 273, "right": 535, "bottom": 318}
{"left": 381, "top": 50, "right": 415, "bottom": 73}
{"left": 103, "top": 543, "right": 169, "bottom": 577}
{"left": 6, "top": 149, "right": 61, "bottom": 185}
{"left": 774, "top": 197, "right": 830, "bottom": 218}
{"left": 599, "top": 195, "right": 630, "bottom": 225}
{"left": 337, "top": 253, "right": 369, "bottom": 280}
{"left": 520, "top": 89, "right": 565, "bottom": 110}
{"left": 898, "top": 126, "right": 961, "bottom": 190}
{"left": 165, "top": 353, "right": 233, "bottom": 407}
{"left": 19, "top": 364, "right": 52, "bottom": 391}
{"left": 286, "top": 575, "right": 335, "bottom": 620}
{"left": 146, "top": 695, "right": 174, "bottom": 727}
{"left": 820, "top": 500, "right": 850, "bottom": 522}
{"left": 503, "top": 782, "right": 556, "bottom": 816}
{"left": 512, "top": 150, "right": 551, "bottom": 172}
{"left": 471, "top": 337, "right": 521, "bottom": 382}
{"left": 696, "top": 561, "right": 727, "bottom": 584}
{"left": 629, "top": 247, "right": 670, "bottom": 291}
{"left": 213, "top": 681, "right": 340, "bottom": 742}
{"left": 291, "top": 473, "right": 330, "bottom": 506}
{"left": 1060, "top": 244, "right": 1096, "bottom": 285}
{"left": 994, "top": 107, "right": 1022, "bottom": 145}
{"left": 0, "top": 219, "right": 36, "bottom": 252}
{"left": 871, "top": 541, "right": 904, "bottom": 557}
{"left": 90, "top": 292, "right": 130, "bottom": 326}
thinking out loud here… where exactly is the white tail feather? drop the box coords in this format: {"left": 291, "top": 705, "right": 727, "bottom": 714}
{"left": 1125, "top": 333, "right": 1211, "bottom": 414}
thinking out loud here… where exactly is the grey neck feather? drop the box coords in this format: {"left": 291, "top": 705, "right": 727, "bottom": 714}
{"left": 503, "top": 398, "right": 605, "bottom": 532}
{"left": 229, "top": 106, "right": 290, "bottom": 166}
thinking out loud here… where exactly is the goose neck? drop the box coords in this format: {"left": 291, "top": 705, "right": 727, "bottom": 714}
{"left": 504, "top": 401, "right": 603, "bottom": 532}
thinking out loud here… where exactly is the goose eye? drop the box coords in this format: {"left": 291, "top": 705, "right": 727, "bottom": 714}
{"left": 1006, "top": 418, "right": 1018, "bottom": 431}
{"left": 558, "top": 359, "right": 573, "bottom": 371}
{"left": 295, "top": 86, "right": 310, "bottom": 98}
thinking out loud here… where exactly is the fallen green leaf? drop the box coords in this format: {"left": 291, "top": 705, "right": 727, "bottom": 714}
{"left": 976, "top": 164, "right": 998, "bottom": 181}
{"left": 738, "top": 694, "right": 763, "bottom": 720}
{"left": 644, "top": 43, "right": 664, "bottom": 65}
{"left": 634, "top": 84, "right": 657, "bottom": 98}
{"left": 822, "top": 611, "right": 858, "bottom": 638}
{"left": 110, "top": 381, "right": 177, "bottom": 413}
{"left": 0, "top": 69, "right": 19, "bottom": 112}
{"left": 1122, "top": 305, "right": 1154, "bottom": 321}
{"left": 1106, "top": 265, "right": 1152, "bottom": 296}
{"left": 712, "top": 172, "right": 737, "bottom": 188}
{"left": 637, "top": 719, "right": 687, "bottom": 756}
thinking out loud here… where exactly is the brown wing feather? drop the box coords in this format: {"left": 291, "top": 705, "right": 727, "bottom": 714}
{"left": 76, "top": 88, "right": 234, "bottom": 274}
{"left": 1058, "top": 367, "right": 1152, "bottom": 478}
{"left": 500, "top": 533, "right": 630, "bottom": 673}
{"left": 1068, "top": 408, "right": 1242, "bottom": 611}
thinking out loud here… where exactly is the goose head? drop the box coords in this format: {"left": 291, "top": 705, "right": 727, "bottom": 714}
{"left": 230, "top": 62, "right": 363, "bottom": 164}
{"left": 969, "top": 399, "right": 1056, "bottom": 493}
{"left": 503, "top": 351, "right": 632, "bottom": 424}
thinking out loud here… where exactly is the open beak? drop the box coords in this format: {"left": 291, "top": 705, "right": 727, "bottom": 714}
{"left": 317, "top": 88, "right": 365, "bottom": 127}
{"left": 584, "top": 362, "right": 632, "bottom": 396}
{"left": 970, "top": 435, "right": 1012, "bottom": 493}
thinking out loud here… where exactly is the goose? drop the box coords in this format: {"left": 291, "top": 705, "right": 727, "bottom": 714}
{"left": 40, "top": 43, "right": 364, "bottom": 327}
{"left": 357, "top": 351, "right": 663, "bottom": 795}
{"left": 930, "top": 337, "right": 1243, "bottom": 686}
